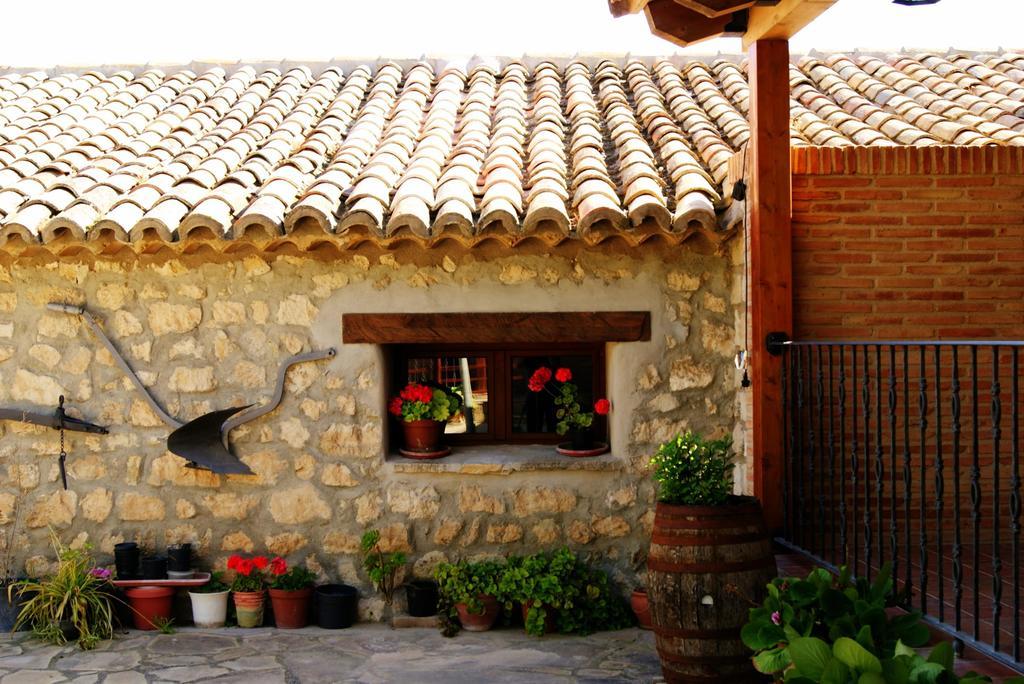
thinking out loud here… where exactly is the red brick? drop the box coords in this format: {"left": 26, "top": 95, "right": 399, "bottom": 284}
{"left": 877, "top": 177, "right": 933, "bottom": 187}
{"left": 875, "top": 277, "right": 934, "bottom": 289}
{"left": 812, "top": 253, "right": 873, "bottom": 264}
{"left": 904, "top": 291, "right": 965, "bottom": 301}
{"left": 809, "top": 177, "right": 873, "bottom": 188}
{"left": 905, "top": 189, "right": 965, "bottom": 200}
{"left": 906, "top": 215, "right": 964, "bottom": 226}
{"left": 936, "top": 177, "right": 995, "bottom": 187}
{"left": 935, "top": 253, "right": 996, "bottom": 263}
{"left": 844, "top": 190, "right": 903, "bottom": 200}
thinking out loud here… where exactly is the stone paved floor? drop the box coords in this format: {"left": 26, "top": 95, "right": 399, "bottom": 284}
{"left": 0, "top": 626, "right": 662, "bottom": 683}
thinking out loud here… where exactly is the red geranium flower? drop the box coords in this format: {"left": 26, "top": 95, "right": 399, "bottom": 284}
{"left": 555, "top": 368, "right": 572, "bottom": 383}
{"left": 594, "top": 398, "right": 611, "bottom": 415}
{"left": 528, "top": 367, "right": 552, "bottom": 392}
{"left": 227, "top": 555, "right": 240, "bottom": 571}
{"left": 388, "top": 397, "right": 404, "bottom": 416}
{"left": 252, "top": 556, "right": 269, "bottom": 570}
{"left": 269, "top": 557, "right": 287, "bottom": 576}
{"left": 400, "top": 383, "right": 434, "bottom": 404}
{"left": 236, "top": 558, "right": 254, "bottom": 576}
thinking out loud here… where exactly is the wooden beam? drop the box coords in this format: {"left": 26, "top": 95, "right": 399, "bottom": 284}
{"left": 743, "top": 0, "right": 837, "bottom": 47}
{"left": 608, "top": 0, "right": 650, "bottom": 17}
{"left": 342, "top": 312, "right": 651, "bottom": 344}
{"left": 748, "top": 39, "right": 792, "bottom": 532}
{"left": 644, "top": 0, "right": 747, "bottom": 47}
{"left": 673, "top": 0, "right": 757, "bottom": 19}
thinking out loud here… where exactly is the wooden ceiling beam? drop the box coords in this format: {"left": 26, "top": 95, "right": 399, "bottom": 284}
{"left": 673, "top": 0, "right": 757, "bottom": 19}
{"left": 743, "top": 0, "right": 838, "bottom": 47}
{"left": 608, "top": 0, "right": 650, "bottom": 18}
{"left": 644, "top": 0, "right": 748, "bottom": 47}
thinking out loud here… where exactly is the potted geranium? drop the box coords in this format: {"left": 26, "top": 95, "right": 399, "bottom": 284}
{"left": 388, "top": 382, "right": 460, "bottom": 458}
{"left": 526, "top": 366, "right": 610, "bottom": 454}
{"left": 188, "top": 571, "right": 230, "bottom": 628}
{"left": 227, "top": 554, "right": 268, "bottom": 628}
{"left": 266, "top": 557, "right": 316, "bottom": 629}
{"left": 435, "top": 559, "right": 504, "bottom": 632}
{"left": 646, "top": 432, "right": 776, "bottom": 682}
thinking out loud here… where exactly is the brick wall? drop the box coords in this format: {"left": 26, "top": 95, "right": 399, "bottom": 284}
{"left": 791, "top": 147, "right": 1024, "bottom": 341}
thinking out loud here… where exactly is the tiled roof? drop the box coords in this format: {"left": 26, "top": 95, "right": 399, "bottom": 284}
{"left": 0, "top": 53, "right": 1022, "bottom": 254}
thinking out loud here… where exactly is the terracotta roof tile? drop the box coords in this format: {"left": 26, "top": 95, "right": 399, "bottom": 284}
{"left": 1, "top": 52, "right": 1023, "bottom": 254}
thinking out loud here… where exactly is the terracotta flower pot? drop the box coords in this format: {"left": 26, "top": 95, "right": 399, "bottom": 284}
{"left": 455, "top": 594, "right": 500, "bottom": 632}
{"left": 401, "top": 419, "right": 444, "bottom": 451}
{"left": 232, "top": 590, "right": 265, "bottom": 628}
{"left": 268, "top": 587, "right": 312, "bottom": 629}
{"left": 125, "top": 586, "right": 175, "bottom": 630}
{"left": 630, "top": 588, "right": 652, "bottom": 630}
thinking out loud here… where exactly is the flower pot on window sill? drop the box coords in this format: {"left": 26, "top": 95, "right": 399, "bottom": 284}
{"left": 556, "top": 428, "right": 609, "bottom": 457}
{"left": 399, "top": 419, "right": 449, "bottom": 459}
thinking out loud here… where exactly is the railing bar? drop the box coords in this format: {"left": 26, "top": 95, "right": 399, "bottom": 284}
{"left": 840, "top": 345, "right": 849, "bottom": 566}
{"left": 808, "top": 346, "right": 818, "bottom": 556}
{"left": 935, "top": 344, "right": 945, "bottom": 624}
{"left": 952, "top": 346, "right": 964, "bottom": 637}
{"left": 781, "top": 340, "right": 1024, "bottom": 348}
{"left": 852, "top": 347, "right": 860, "bottom": 577}
{"left": 991, "top": 345, "right": 1002, "bottom": 653}
{"left": 796, "top": 345, "right": 806, "bottom": 551}
{"left": 888, "top": 345, "right": 899, "bottom": 593}
{"left": 1011, "top": 346, "right": 1020, "bottom": 662}
{"left": 782, "top": 349, "right": 790, "bottom": 540}
{"left": 972, "top": 345, "right": 981, "bottom": 641}
{"left": 903, "top": 345, "right": 913, "bottom": 599}
{"left": 816, "top": 345, "right": 826, "bottom": 560}
{"left": 829, "top": 345, "right": 837, "bottom": 564}
{"left": 864, "top": 345, "right": 873, "bottom": 581}
{"left": 876, "top": 344, "right": 885, "bottom": 573}
{"left": 919, "top": 345, "right": 929, "bottom": 615}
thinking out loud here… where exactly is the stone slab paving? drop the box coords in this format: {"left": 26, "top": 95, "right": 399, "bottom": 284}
{"left": 0, "top": 626, "right": 663, "bottom": 683}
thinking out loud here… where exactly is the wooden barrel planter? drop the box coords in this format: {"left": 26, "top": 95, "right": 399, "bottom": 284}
{"left": 647, "top": 496, "right": 776, "bottom": 684}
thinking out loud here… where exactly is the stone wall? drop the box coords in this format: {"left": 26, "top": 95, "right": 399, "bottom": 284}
{"left": 0, "top": 243, "right": 741, "bottom": 615}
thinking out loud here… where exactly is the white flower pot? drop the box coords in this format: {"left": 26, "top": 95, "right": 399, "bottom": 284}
{"left": 188, "top": 590, "right": 228, "bottom": 628}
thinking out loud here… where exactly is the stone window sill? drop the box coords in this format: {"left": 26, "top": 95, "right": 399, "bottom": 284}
{"left": 383, "top": 443, "right": 624, "bottom": 475}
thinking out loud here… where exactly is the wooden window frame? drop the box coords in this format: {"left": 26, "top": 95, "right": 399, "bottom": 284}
{"left": 390, "top": 342, "right": 607, "bottom": 447}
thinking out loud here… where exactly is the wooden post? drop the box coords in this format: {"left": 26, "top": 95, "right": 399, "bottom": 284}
{"left": 748, "top": 39, "right": 792, "bottom": 532}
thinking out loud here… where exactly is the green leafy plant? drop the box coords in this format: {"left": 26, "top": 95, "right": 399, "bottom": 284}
{"left": 193, "top": 570, "right": 230, "bottom": 593}
{"left": 434, "top": 559, "right": 504, "bottom": 620}
{"left": 650, "top": 431, "right": 734, "bottom": 505}
{"left": 152, "top": 615, "right": 176, "bottom": 634}
{"left": 361, "top": 530, "right": 406, "bottom": 605}
{"left": 499, "top": 549, "right": 632, "bottom": 637}
{"left": 741, "top": 563, "right": 1023, "bottom": 683}
{"left": 388, "top": 383, "right": 460, "bottom": 422}
{"left": 267, "top": 557, "right": 316, "bottom": 591}
{"left": 13, "top": 532, "right": 114, "bottom": 650}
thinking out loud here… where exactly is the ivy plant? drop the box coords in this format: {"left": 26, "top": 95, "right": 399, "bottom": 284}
{"left": 649, "top": 431, "right": 734, "bottom": 506}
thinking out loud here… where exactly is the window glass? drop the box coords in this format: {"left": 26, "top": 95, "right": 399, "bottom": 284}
{"left": 510, "top": 355, "right": 594, "bottom": 435}
{"left": 405, "top": 355, "right": 489, "bottom": 435}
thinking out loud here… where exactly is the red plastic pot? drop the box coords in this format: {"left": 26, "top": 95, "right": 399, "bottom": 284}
{"left": 401, "top": 419, "right": 444, "bottom": 451}
{"left": 455, "top": 594, "right": 499, "bottom": 632}
{"left": 124, "top": 586, "right": 175, "bottom": 630}
{"left": 268, "top": 587, "right": 312, "bottom": 629}
{"left": 631, "top": 588, "right": 652, "bottom": 630}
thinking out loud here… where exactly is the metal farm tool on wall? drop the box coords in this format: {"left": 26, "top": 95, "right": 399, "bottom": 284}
{"left": 0, "top": 395, "right": 108, "bottom": 490}
{"left": 48, "top": 303, "right": 336, "bottom": 475}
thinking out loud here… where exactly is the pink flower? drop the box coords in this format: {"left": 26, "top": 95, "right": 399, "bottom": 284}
{"left": 594, "top": 398, "right": 611, "bottom": 416}
{"left": 555, "top": 368, "right": 572, "bottom": 383}
{"left": 89, "top": 567, "right": 111, "bottom": 580}
{"left": 771, "top": 611, "right": 781, "bottom": 626}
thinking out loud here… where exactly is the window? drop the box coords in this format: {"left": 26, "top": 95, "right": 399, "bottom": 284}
{"left": 391, "top": 343, "right": 606, "bottom": 445}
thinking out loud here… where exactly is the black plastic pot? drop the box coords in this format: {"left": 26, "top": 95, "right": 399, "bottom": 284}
{"left": 140, "top": 555, "right": 167, "bottom": 580}
{"left": 0, "top": 581, "right": 30, "bottom": 632}
{"left": 167, "top": 543, "right": 191, "bottom": 572}
{"left": 114, "top": 542, "right": 140, "bottom": 579}
{"left": 405, "top": 580, "right": 438, "bottom": 617}
{"left": 315, "top": 584, "right": 357, "bottom": 629}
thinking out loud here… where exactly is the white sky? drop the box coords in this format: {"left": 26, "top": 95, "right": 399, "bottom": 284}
{"left": 0, "top": 0, "right": 1021, "bottom": 68}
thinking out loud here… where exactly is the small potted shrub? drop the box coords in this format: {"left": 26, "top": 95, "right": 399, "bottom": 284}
{"left": 188, "top": 571, "right": 230, "bottom": 628}
{"left": 227, "top": 554, "right": 268, "bottom": 628}
{"left": 13, "top": 534, "right": 114, "bottom": 648}
{"left": 388, "top": 382, "right": 460, "bottom": 458}
{"left": 647, "top": 432, "right": 776, "bottom": 682}
{"left": 267, "top": 557, "right": 316, "bottom": 629}
{"left": 360, "top": 530, "right": 406, "bottom": 609}
{"left": 525, "top": 366, "right": 610, "bottom": 454}
{"left": 435, "top": 559, "right": 504, "bottom": 632}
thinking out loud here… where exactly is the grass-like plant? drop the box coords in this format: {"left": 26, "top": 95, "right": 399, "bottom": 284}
{"left": 13, "top": 532, "right": 113, "bottom": 650}
{"left": 650, "top": 431, "right": 735, "bottom": 506}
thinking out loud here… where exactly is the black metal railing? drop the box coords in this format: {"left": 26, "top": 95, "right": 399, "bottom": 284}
{"left": 776, "top": 339, "right": 1023, "bottom": 669}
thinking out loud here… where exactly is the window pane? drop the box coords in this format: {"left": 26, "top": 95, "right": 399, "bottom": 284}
{"left": 405, "top": 356, "right": 489, "bottom": 435}
{"left": 510, "top": 355, "right": 594, "bottom": 434}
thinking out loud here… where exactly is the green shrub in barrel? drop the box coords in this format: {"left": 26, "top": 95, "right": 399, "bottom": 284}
{"left": 647, "top": 431, "right": 777, "bottom": 684}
